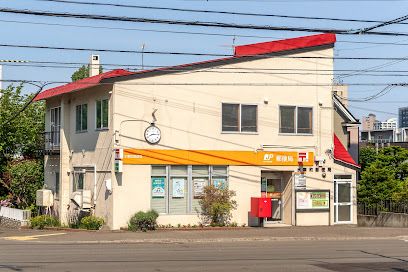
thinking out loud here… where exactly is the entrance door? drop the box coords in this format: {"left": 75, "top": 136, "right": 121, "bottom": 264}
{"left": 261, "top": 174, "right": 283, "bottom": 223}
{"left": 334, "top": 175, "right": 352, "bottom": 224}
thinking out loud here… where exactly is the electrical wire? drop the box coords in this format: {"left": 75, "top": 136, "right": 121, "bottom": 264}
{"left": 2, "top": 43, "right": 408, "bottom": 61}
{"left": 3, "top": 59, "right": 408, "bottom": 73}
{"left": 1, "top": 79, "right": 407, "bottom": 87}
{"left": 31, "top": 0, "right": 408, "bottom": 26}
{"left": 1, "top": 7, "right": 408, "bottom": 36}
{"left": 3, "top": 17, "right": 408, "bottom": 48}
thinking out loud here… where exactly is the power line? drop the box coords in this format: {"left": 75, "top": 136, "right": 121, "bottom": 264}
{"left": 2, "top": 43, "right": 408, "bottom": 61}
{"left": 356, "top": 14, "right": 408, "bottom": 34}
{"left": 1, "top": 7, "right": 408, "bottom": 36}
{"left": 32, "top": 0, "right": 408, "bottom": 26}
{"left": 5, "top": 62, "right": 408, "bottom": 77}
{"left": 5, "top": 59, "right": 408, "bottom": 73}
{"left": 0, "top": 81, "right": 52, "bottom": 126}
{"left": 1, "top": 79, "right": 407, "bottom": 87}
{"left": 3, "top": 17, "right": 408, "bottom": 47}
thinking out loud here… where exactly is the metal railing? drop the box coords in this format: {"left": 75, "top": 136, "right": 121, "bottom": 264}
{"left": 358, "top": 200, "right": 408, "bottom": 216}
{"left": 43, "top": 131, "right": 60, "bottom": 154}
{"left": 0, "top": 206, "right": 31, "bottom": 222}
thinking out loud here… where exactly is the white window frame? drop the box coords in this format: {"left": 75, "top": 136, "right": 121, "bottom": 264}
{"left": 221, "top": 103, "right": 258, "bottom": 134}
{"left": 150, "top": 165, "right": 229, "bottom": 215}
{"left": 279, "top": 105, "right": 313, "bottom": 135}
{"left": 95, "top": 98, "right": 109, "bottom": 130}
{"left": 334, "top": 174, "right": 353, "bottom": 224}
{"left": 50, "top": 106, "right": 61, "bottom": 146}
{"left": 75, "top": 103, "right": 88, "bottom": 133}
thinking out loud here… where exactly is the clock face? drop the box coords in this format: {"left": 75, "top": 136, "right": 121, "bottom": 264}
{"left": 144, "top": 125, "right": 161, "bottom": 144}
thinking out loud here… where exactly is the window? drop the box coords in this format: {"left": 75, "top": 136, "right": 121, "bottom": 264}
{"left": 151, "top": 165, "right": 229, "bottom": 214}
{"left": 73, "top": 172, "right": 85, "bottom": 192}
{"left": 222, "top": 103, "right": 257, "bottom": 133}
{"left": 96, "top": 99, "right": 108, "bottom": 129}
{"left": 279, "top": 106, "right": 313, "bottom": 134}
{"left": 55, "top": 172, "right": 60, "bottom": 197}
{"left": 50, "top": 107, "right": 61, "bottom": 146}
{"left": 75, "top": 104, "right": 88, "bottom": 132}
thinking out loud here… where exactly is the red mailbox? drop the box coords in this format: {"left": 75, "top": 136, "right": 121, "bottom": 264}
{"left": 250, "top": 197, "right": 272, "bottom": 218}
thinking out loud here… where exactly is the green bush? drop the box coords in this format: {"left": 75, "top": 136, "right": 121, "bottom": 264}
{"left": 80, "top": 216, "right": 104, "bottom": 230}
{"left": 128, "top": 210, "right": 159, "bottom": 232}
{"left": 197, "top": 185, "right": 237, "bottom": 227}
{"left": 30, "top": 215, "right": 60, "bottom": 229}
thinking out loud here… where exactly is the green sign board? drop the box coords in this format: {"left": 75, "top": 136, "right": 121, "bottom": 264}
{"left": 152, "top": 177, "right": 165, "bottom": 198}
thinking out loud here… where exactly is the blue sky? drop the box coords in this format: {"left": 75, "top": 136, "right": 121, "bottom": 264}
{"left": 1, "top": 0, "right": 408, "bottom": 121}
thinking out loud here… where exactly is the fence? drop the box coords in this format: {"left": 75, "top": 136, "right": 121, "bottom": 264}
{"left": 358, "top": 200, "right": 408, "bottom": 216}
{"left": 0, "top": 206, "right": 31, "bottom": 222}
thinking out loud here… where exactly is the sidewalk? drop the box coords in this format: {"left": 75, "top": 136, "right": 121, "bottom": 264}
{"left": 1, "top": 225, "right": 407, "bottom": 244}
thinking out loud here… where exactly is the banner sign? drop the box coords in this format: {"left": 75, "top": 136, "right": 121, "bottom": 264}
{"left": 296, "top": 190, "right": 330, "bottom": 212}
{"left": 123, "top": 149, "right": 314, "bottom": 166}
{"left": 193, "top": 178, "right": 207, "bottom": 198}
{"left": 151, "top": 177, "right": 165, "bottom": 198}
{"left": 213, "top": 178, "right": 227, "bottom": 189}
{"left": 172, "top": 178, "right": 185, "bottom": 198}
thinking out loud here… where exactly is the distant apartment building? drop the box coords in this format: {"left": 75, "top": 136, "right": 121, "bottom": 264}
{"left": 361, "top": 115, "right": 400, "bottom": 144}
{"left": 373, "top": 118, "right": 397, "bottom": 130}
{"left": 399, "top": 107, "right": 408, "bottom": 128}
{"left": 362, "top": 113, "right": 377, "bottom": 131}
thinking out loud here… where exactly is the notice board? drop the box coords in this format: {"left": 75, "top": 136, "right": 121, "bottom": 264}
{"left": 295, "top": 190, "right": 330, "bottom": 213}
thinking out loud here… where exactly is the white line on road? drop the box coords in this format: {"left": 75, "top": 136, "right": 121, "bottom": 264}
{"left": 3, "top": 233, "right": 66, "bottom": 241}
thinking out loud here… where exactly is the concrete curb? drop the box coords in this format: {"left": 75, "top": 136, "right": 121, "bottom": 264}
{"left": 22, "top": 236, "right": 407, "bottom": 245}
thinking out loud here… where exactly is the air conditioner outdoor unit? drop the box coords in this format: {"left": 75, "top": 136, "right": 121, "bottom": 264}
{"left": 71, "top": 190, "right": 92, "bottom": 209}
{"left": 36, "top": 189, "right": 54, "bottom": 207}
{"left": 81, "top": 190, "right": 92, "bottom": 209}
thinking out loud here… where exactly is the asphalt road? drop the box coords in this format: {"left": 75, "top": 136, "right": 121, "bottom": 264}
{"left": 0, "top": 238, "right": 407, "bottom": 271}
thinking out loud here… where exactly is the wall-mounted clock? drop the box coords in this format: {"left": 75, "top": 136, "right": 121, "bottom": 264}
{"left": 144, "top": 124, "right": 161, "bottom": 145}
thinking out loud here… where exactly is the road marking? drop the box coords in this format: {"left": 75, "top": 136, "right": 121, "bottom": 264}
{"left": 3, "top": 233, "right": 66, "bottom": 241}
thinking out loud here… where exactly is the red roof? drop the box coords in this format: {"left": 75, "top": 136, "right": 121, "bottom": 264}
{"left": 334, "top": 134, "right": 360, "bottom": 168}
{"left": 33, "top": 69, "right": 134, "bottom": 101}
{"left": 234, "top": 33, "right": 336, "bottom": 56}
{"left": 34, "top": 33, "right": 336, "bottom": 101}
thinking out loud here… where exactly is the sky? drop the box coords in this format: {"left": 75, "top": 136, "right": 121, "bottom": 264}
{"left": 0, "top": 0, "right": 408, "bottom": 122}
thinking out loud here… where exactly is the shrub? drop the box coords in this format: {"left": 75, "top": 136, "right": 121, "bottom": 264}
{"left": 30, "top": 215, "right": 60, "bottom": 229}
{"left": 197, "top": 185, "right": 237, "bottom": 227}
{"left": 80, "top": 216, "right": 104, "bottom": 230}
{"left": 128, "top": 210, "right": 159, "bottom": 232}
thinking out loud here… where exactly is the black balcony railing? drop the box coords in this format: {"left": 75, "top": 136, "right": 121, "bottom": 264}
{"left": 43, "top": 131, "right": 60, "bottom": 154}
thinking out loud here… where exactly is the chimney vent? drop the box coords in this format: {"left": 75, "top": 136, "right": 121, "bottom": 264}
{"left": 90, "top": 54, "right": 100, "bottom": 77}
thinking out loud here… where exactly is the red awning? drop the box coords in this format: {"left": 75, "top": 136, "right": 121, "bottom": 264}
{"left": 334, "top": 134, "right": 360, "bottom": 168}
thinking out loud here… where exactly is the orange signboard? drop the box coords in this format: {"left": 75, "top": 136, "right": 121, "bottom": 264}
{"left": 123, "top": 149, "right": 314, "bottom": 166}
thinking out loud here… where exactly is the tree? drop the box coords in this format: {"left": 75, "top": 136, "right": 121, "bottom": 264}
{"left": 359, "top": 147, "right": 377, "bottom": 171}
{"left": 358, "top": 146, "right": 408, "bottom": 204}
{"left": 71, "top": 65, "right": 103, "bottom": 82}
{"left": 1, "top": 160, "right": 44, "bottom": 209}
{"left": 0, "top": 85, "right": 45, "bottom": 205}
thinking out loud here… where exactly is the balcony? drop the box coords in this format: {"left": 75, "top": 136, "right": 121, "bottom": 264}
{"left": 43, "top": 131, "right": 60, "bottom": 155}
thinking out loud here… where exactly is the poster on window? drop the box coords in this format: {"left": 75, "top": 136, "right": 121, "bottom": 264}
{"left": 151, "top": 177, "right": 165, "bottom": 198}
{"left": 296, "top": 190, "right": 329, "bottom": 211}
{"left": 213, "top": 178, "right": 226, "bottom": 189}
{"left": 193, "top": 178, "right": 207, "bottom": 199}
{"left": 172, "top": 178, "right": 185, "bottom": 198}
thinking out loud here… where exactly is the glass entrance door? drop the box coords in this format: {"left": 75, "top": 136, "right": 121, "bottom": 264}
{"left": 334, "top": 175, "right": 352, "bottom": 224}
{"left": 261, "top": 175, "right": 283, "bottom": 222}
